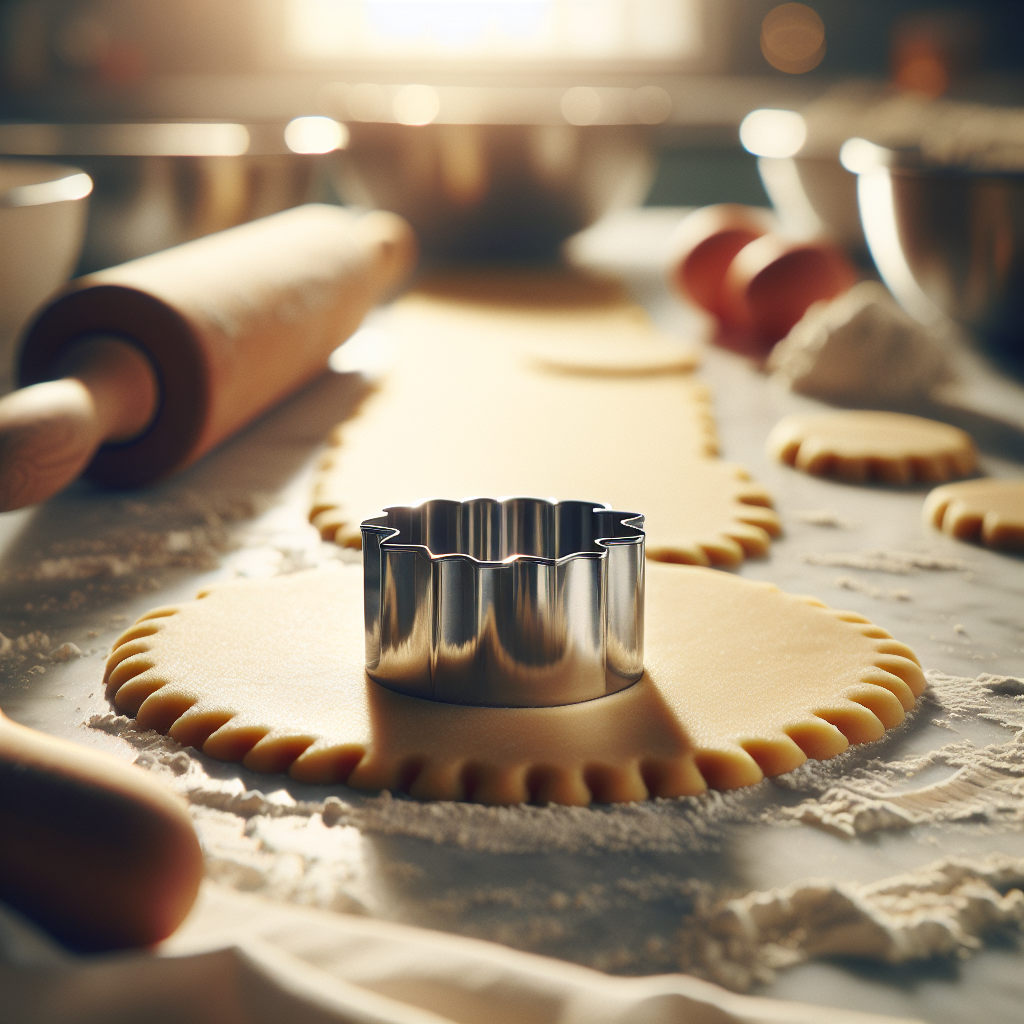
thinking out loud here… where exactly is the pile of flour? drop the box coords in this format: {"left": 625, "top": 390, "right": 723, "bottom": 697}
{"left": 89, "top": 670, "right": 1024, "bottom": 991}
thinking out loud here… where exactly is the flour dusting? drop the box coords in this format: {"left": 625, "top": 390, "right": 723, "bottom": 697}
{"left": 679, "top": 854, "right": 1024, "bottom": 992}
{"left": 804, "top": 550, "right": 970, "bottom": 574}
{"left": 835, "top": 576, "right": 912, "bottom": 601}
{"left": 791, "top": 509, "right": 860, "bottom": 529}
{"left": 87, "top": 670, "right": 1024, "bottom": 989}
{"left": 774, "top": 673, "right": 1024, "bottom": 837}
{"left": 2, "top": 492, "right": 270, "bottom": 587}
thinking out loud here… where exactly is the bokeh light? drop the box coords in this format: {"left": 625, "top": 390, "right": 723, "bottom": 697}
{"left": 760, "top": 3, "right": 825, "bottom": 75}
{"left": 284, "top": 116, "right": 348, "bottom": 154}
{"left": 631, "top": 86, "right": 673, "bottom": 125}
{"left": 561, "top": 87, "right": 601, "bottom": 126}
{"left": 739, "top": 108, "right": 807, "bottom": 158}
{"left": 392, "top": 84, "right": 441, "bottom": 126}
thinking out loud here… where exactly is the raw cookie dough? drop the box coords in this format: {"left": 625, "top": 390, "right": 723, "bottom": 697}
{"left": 312, "top": 276, "right": 779, "bottom": 567}
{"left": 526, "top": 331, "right": 699, "bottom": 378}
{"left": 104, "top": 563, "right": 925, "bottom": 805}
{"left": 767, "top": 411, "right": 977, "bottom": 485}
{"left": 924, "top": 478, "right": 1024, "bottom": 550}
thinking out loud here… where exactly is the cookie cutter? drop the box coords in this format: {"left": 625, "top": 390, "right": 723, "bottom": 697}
{"left": 361, "top": 497, "right": 645, "bottom": 708}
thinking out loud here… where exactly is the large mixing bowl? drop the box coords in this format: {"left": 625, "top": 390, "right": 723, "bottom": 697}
{"left": 0, "top": 123, "right": 326, "bottom": 272}
{"left": 332, "top": 121, "right": 654, "bottom": 262}
{"left": 0, "top": 160, "right": 91, "bottom": 387}
{"left": 844, "top": 137, "right": 1024, "bottom": 356}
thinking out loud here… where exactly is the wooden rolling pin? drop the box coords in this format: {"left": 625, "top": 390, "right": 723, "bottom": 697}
{"left": 0, "top": 707, "right": 203, "bottom": 951}
{"left": 0, "top": 204, "right": 416, "bottom": 512}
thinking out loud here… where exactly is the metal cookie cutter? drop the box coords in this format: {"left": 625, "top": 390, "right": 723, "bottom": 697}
{"left": 361, "top": 497, "right": 645, "bottom": 708}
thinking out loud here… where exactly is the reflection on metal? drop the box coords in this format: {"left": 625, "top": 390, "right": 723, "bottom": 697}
{"left": 0, "top": 123, "right": 251, "bottom": 158}
{"left": 842, "top": 137, "right": 946, "bottom": 327}
{"left": 332, "top": 120, "right": 653, "bottom": 260}
{"left": 361, "top": 498, "right": 645, "bottom": 708}
{"left": 319, "top": 81, "right": 675, "bottom": 127}
{"left": 858, "top": 169, "right": 945, "bottom": 327}
{"left": 0, "top": 170, "right": 92, "bottom": 208}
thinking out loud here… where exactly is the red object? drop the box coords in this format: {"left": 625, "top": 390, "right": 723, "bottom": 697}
{"left": 720, "top": 235, "right": 858, "bottom": 356}
{"left": 667, "top": 205, "right": 772, "bottom": 322}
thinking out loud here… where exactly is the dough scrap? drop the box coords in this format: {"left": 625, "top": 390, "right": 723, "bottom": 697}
{"left": 104, "top": 563, "right": 925, "bottom": 806}
{"left": 767, "top": 411, "right": 977, "bottom": 485}
{"left": 923, "top": 478, "right": 1024, "bottom": 551}
{"left": 312, "top": 276, "right": 779, "bottom": 567}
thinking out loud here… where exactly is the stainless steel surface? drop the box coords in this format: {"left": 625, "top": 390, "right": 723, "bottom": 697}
{"left": 0, "top": 123, "right": 328, "bottom": 271}
{"left": 361, "top": 497, "right": 644, "bottom": 707}
{"left": 889, "top": 165, "right": 1024, "bottom": 351}
{"left": 846, "top": 139, "right": 1024, "bottom": 354}
{"left": 333, "top": 122, "right": 654, "bottom": 261}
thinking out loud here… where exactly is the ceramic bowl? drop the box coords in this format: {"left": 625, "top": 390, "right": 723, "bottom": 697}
{"left": 0, "top": 160, "right": 91, "bottom": 388}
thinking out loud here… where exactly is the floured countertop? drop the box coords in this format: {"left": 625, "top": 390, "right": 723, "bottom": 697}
{"left": 1, "top": 209, "right": 1022, "bottom": 1024}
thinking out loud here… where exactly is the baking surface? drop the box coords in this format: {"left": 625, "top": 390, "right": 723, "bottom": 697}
{"left": 1, "top": 209, "right": 1022, "bottom": 1023}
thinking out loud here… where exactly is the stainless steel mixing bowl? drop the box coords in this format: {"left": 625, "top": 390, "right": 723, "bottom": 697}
{"left": 0, "top": 123, "right": 325, "bottom": 272}
{"left": 846, "top": 138, "right": 1024, "bottom": 355}
{"left": 332, "top": 121, "right": 655, "bottom": 262}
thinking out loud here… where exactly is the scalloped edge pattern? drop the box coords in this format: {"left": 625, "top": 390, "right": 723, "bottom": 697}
{"left": 767, "top": 412, "right": 977, "bottom": 485}
{"left": 103, "top": 568, "right": 925, "bottom": 808}
{"left": 923, "top": 478, "right": 1024, "bottom": 551}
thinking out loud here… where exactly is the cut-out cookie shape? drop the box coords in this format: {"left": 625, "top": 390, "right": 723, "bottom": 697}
{"left": 104, "top": 563, "right": 925, "bottom": 806}
{"left": 924, "top": 478, "right": 1024, "bottom": 551}
{"left": 525, "top": 334, "right": 699, "bottom": 378}
{"left": 767, "top": 411, "right": 977, "bottom": 485}
{"left": 312, "top": 284, "right": 780, "bottom": 568}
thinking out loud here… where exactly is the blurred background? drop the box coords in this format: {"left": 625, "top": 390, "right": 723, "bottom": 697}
{"left": 0, "top": 0, "right": 1022, "bottom": 268}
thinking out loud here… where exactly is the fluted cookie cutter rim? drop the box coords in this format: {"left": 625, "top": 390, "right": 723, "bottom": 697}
{"left": 361, "top": 497, "right": 645, "bottom": 708}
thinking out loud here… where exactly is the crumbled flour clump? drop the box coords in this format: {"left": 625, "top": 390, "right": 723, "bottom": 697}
{"left": 768, "top": 282, "right": 951, "bottom": 406}
{"left": 680, "top": 855, "right": 1024, "bottom": 991}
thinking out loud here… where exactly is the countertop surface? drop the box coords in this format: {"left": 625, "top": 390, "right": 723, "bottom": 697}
{"left": 1, "top": 208, "right": 1022, "bottom": 1023}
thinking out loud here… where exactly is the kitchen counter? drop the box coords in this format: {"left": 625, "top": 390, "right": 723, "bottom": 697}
{"left": 1, "top": 208, "right": 1022, "bottom": 1023}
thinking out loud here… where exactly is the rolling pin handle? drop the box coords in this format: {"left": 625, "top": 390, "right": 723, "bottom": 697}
{"left": 0, "top": 336, "right": 159, "bottom": 512}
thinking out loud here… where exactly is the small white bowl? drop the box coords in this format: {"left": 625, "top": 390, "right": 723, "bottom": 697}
{"left": 0, "top": 160, "right": 92, "bottom": 389}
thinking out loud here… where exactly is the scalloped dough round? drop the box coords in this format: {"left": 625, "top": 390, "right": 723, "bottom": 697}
{"left": 312, "top": 281, "right": 779, "bottom": 568}
{"left": 767, "top": 411, "right": 977, "bottom": 485}
{"left": 924, "top": 478, "right": 1024, "bottom": 551}
{"left": 103, "top": 563, "right": 925, "bottom": 806}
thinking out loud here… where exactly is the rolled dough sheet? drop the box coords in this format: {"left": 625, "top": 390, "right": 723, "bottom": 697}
{"left": 767, "top": 411, "right": 977, "bottom": 485}
{"left": 312, "top": 277, "right": 778, "bottom": 567}
{"left": 923, "top": 478, "right": 1024, "bottom": 551}
{"left": 104, "top": 563, "right": 925, "bottom": 806}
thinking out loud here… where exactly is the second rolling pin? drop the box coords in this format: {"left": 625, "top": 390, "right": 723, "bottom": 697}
{"left": 0, "top": 203, "right": 416, "bottom": 512}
